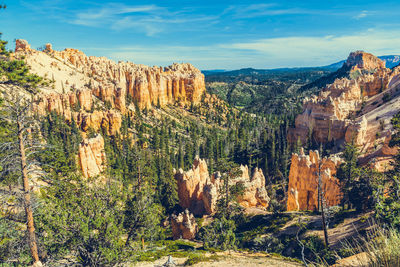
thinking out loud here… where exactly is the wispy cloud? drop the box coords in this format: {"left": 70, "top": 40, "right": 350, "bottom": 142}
{"left": 354, "top": 10, "right": 368, "bottom": 19}
{"left": 70, "top": 3, "right": 217, "bottom": 36}
{"left": 89, "top": 29, "right": 400, "bottom": 69}
{"left": 223, "top": 29, "right": 400, "bottom": 66}
{"left": 224, "top": 4, "right": 313, "bottom": 18}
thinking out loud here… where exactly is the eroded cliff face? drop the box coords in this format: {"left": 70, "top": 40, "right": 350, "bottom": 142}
{"left": 287, "top": 51, "right": 400, "bottom": 211}
{"left": 288, "top": 51, "right": 400, "bottom": 170}
{"left": 14, "top": 39, "right": 206, "bottom": 178}
{"left": 15, "top": 39, "right": 205, "bottom": 110}
{"left": 175, "top": 157, "right": 270, "bottom": 215}
{"left": 78, "top": 134, "right": 107, "bottom": 178}
{"left": 287, "top": 149, "right": 342, "bottom": 211}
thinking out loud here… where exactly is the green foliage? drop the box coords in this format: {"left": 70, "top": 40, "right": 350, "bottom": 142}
{"left": 0, "top": 216, "right": 30, "bottom": 265}
{"left": 198, "top": 217, "right": 237, "bottom": 250}
{"left": 342, "top": 227, "right": 400, "bottom": 267}
{"left": 205, "top": 68, "right": 331, "bottom": 115}
{"left": 375, "top": 111, "right": 400, "bottom": 229}
{"left": 375, "top": 175, "right": 400, "bottom": 229}
{"left": 235, "top": 213, "right": 292, "bottom": 248}
{"left": 124, "top": 184, "right": 165, "bottom": 245}
{"left": 36, "top": 179, "right": 129, "bottom": 266}
{"left": 184, "top": 253, "right": 220, "bottom": 266}
{"left": 382, "top": 92, "right": 392, "bottom": 103}
{"left": 337, "top": 143, "right": 377, "bottom": 211}
{"left": 37, "top": 113, "right": 82, "bottom": 177}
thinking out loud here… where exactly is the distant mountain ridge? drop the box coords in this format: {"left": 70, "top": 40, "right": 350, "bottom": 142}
{"left": 202, "top": 55, "right": 400, "bottom": 75}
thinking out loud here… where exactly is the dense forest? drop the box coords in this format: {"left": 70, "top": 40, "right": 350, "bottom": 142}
{"left": 205, "top": 68, "right": 332, "bottom": 115}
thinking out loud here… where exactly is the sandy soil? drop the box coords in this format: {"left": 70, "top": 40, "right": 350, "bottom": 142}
{"left": 129, "top": 252, "right": 301, "bottom": 267}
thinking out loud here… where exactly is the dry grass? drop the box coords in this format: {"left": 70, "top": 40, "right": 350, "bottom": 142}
{"left": 339, "top": 227, "right": 400, "bottom": 267}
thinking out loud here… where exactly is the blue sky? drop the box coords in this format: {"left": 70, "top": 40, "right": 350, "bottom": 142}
{"left": 1, "top": 0, "right": 400, "bottom": 69}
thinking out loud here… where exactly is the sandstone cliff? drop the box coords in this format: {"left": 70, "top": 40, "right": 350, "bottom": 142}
{"left": 175, "top": 157, "right": 270, "bottom": 215}
{"left": 14, "top": 39, "right": 206, "bottom": 178}
{"left": 287, "top": 51, "right": 400, "bottom": 211}
{"left": 287, "top": 149, "right": 342, "bottom": 211}
{"left": 15, "top": 39, "right": 206, "bottom": 110}
{"left": 288, "top": 51, "right": 400, "bottom": 170}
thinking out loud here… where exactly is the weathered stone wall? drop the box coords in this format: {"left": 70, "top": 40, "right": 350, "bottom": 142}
{"left": 175, "top": 157, "right": 270, "bottom": 215}
{"left": 287, "top": 149, "right": 342, "bottom": 211}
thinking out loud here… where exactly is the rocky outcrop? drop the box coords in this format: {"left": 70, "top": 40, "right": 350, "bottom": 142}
{"left": 288, "top": 51, "right": 398, "bottom": 146}
{"left": 175, "top": 157, "right": 269, "bottom": 215}
{"left": 15, "top": 39, "right": 206, "bottom": 111}
{"left": 170, "top": 209, "right": 198, "bottom": 240}
{"left": 345, "top": 51, "right": 385, "bottom": 70}
{"left": 78, "top": 134, "right": 107, "bottom": 178}
{"left": 287, "top": 149, "right": 342, "bottom": 211}
{"left": 33, "top": 90, "right": 122, "bottom": 135}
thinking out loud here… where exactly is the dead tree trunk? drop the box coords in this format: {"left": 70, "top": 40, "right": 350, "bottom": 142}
{"left": 317, "top": 154, "right": 329, "bottom": 248}
{"left": 1, "top": 90, "right": 43, "bottom": 265}
{"left": 18, "top": 121, "right": 40, "bottom": 264}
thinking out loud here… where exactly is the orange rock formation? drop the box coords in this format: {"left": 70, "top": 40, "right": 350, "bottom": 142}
{"left": 170, "top": 209, "right": 198, "bottom": 240}
{"left": 15, "top": 39, "right": 206, "bottom": 111}
{"left": 289, "top": 51, "right": 399, "bottom": 147}
{"left": 287, "top": 149, "right": 342, "bottom": 211}
{"left": 287, "top": 51, "right": 400, "bottom": 211}
{"left": 175, "top": 157, "right": 270, "bottom": 215}
{"left": 78, "top": 134, "right": 107, "bottom": 178}
{"left": 14, "top": 39, "right": 206, "bottom": 178}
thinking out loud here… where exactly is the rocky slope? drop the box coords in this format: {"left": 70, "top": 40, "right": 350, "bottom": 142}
{"left": 175, "top": 157, "right": 270, "bottom": 215}
{"left": 289, "top": 51, "right": 400, "bottom": 163}
{"left": 287, "top": 51, "right": 400, "bottom": 210}
{"left": 14, "top": 40, "right": 207, "bottom": 178}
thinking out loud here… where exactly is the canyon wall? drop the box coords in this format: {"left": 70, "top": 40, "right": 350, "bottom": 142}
{"left": 287, "top": 51, "right": 400, "bottom": 211}
{"left": 287, "top": 149, "right": 342, "bottom": 211}
{"left": 288, "top": 51, "right": 400, "bottom": 147}
{"left": 175, "top": 157, "right": 270, "bottom": 215}
{"left": 15, "top": 39, "right": 206, "bottom": 110}
{"left": 14, "top": 39, "right": 207, "bottom": 178}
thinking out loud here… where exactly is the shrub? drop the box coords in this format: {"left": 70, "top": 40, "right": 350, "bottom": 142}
{"left": 198, "top": 217, "right": 236, "bottom": 250}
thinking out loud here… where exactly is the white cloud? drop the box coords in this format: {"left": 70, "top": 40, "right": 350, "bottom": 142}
{"left": 70, "top": 3, "right": 217, "bottom": 36}
{"left": 94, "top": 29, "right": 400, "bottom": 69}
{"left": 224, "top": 4, "right": 314, "bottom": 19}
{"left": 354, "top": 10, "right": 368, "bottom": 19}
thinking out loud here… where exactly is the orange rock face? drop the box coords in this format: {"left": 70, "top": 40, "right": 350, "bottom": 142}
{"left": 14, "top": 39, "right": 205, "bottom": 178}
{"left": 15, "top": 39, "right": 206, "bottom": 111}
{"left": 287, "top": 149, "right": 342, "bottom": 211}
{"left": 288, "top": 51, "right": 398, "bottom": 146}
{"left": 78, "top": 134, "right": 107, "bottom": 178}
{"left": 33, "top": 90, "right": 122, "bottom": 136}
{"left": 170, "top": 209, "right": 198, "bottom": 240}
{"left": 175, "top": 157, "right": 270, "bottom": 215}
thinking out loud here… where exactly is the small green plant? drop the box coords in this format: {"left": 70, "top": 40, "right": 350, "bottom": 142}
{"left": 184, "top": 253, "right": 220, "bottom": 266}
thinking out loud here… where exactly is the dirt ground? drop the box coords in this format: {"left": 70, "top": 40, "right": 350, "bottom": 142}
{"left": 130, "top": 252, "right": 301, "bottom": 267}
